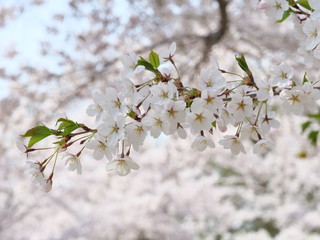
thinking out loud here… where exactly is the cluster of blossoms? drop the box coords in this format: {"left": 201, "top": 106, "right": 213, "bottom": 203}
{"left": 18, "top": 0, "right": 320, "bottom": 191}
{"left": 261, "top": 0, "right": 320, "bottom": 61}
{"left": 84, "top": 44, "right": 319, "bottom": 172}
{"left": 20, "top": 43, "right": 320, "bottom": 191}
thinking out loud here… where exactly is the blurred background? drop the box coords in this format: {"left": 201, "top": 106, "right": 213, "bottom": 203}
{"left": 1, "top": 0, "right": 320, "bottom": 239}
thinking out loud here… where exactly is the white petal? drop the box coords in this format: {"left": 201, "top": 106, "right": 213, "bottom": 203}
{"left": 105, "top": 161, "right": 118, "bottom": 171}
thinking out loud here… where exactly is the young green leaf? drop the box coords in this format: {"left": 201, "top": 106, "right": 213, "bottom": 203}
{"left": 21, "top": 126, "right": 53, "bottom": 148}
{"left": 56, "top": 118, "right": 80, "bottom": 136}
{"left": 301, "top": 121, "right": 312, "bottom": 133}
{"left": 296, "top": 0, "right": 312, "bottom": 11}
{"left": 149, "top": 51, "right": 160, "bottom": 68}
{"left": 235, "top": 54, "right": 253, "bottom": 79}
{"left": 308, "top": 131, "right": 319, "bottom": 146}
{"left": 276, "top": 9, "right": 293, "bottom": 23}
{"left": 307, "top": 113, "right": 320, "bottom": 122}
{"left": 137, "top": 57, "right": 158, "bottom": 73}
{"left": 303, "top": 72, "right": 309, "bottom": 84}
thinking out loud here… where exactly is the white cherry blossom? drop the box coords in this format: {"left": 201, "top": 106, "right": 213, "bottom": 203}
{"left": 85, "top": 134, "right": 117, "bottom": 160}
{"left": 201, "top": 89, "right": 223, "bottom": 113}
{"left": 142, "top": 109, "right": 170, "bottom": 138}
{"left": 199, "top": 66, "right": 226, "bottom": 92}
{"left": 150, "top": 81, "right": 177, "bottom": 105}
{"left": 299, "top": 82, "right": 320, "bottom": 113}
{"left": 125, "top": 121, "right": 148, "bottom": 151}
{"left": 255, "top": 79, "right": 274, "bottom": 103}
{"left": 302, "top": 18, "right": 320, "bottom": 51}
{"left": 191, "top": 135, "right": 215, "bottom": 152}
{"left": 117, "top": 77, "right": 138, "bottom": 102}
{"left": 219, "top": 135, "right": 246, "bottom": 155}
{"left": 98, "top": 115, "right": 126, "bottom": 146}
{"left": 186, "top": 98, "right": 213, "bottom": 134}
{"left": 105, "top": 87, "right": 126, "bottom": 117}
{"left": 86, "top": 91, "right": 107, "bottom": 120}
{"left": 270, "top": 63, "right": 293, "bottom": 87}
{"left": 163, "top": 100, "right": 186, "bottom": 126}
{"left": 242, "top": 123, "right": 262, "bottom": 141}
{"left": 253, "top": 139, "right": 273, "bottom": 154}
{"left": 62, "top": 152, "right": 82, "bottom": 175}
{"left": 159, "top": 42, "right": 176, "bottom": 61}
{"left": 227, "top": 94, "right": 253, "bottom": 122}
{"left": 25, "top": 161, "right": 44, "bottom": 184}
{"left": 280, "top": 88, "right": 306, "bottom": 115}
{"left": 259, "top": 111, "right": 280, "bottom": 133}
{"left": 105, "top": 155, "right": 140, "bottom": 176}
{"left": 158, "top": 62, "right": 178, "bottom": 79}
{"left": 120, "top": 52, "right": 144, "bottom": 77}
{"left": 264, "top": 0, "right": 289, "bottom": 21}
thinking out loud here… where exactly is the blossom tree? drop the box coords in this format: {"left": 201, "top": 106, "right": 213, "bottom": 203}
{"left": 1, "top": 0, "right": 320, "bottom": 239}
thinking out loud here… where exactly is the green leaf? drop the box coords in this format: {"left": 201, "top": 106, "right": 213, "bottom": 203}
{"left": 21, "top": 126, "right": 52, "bottom": 148}
{"left": 307, "top": 113, "right": 320, "bottom": 122}
{"left": 137, "top": 57, "right": 158, "bottom": 74}
{"left": 303, "top": 72, "right": 309, "bottom": 83}
{"left": 211, "top": 121, "right": 217, "bottom": 128}
{"left": 56, "top": 118, "right": 80, "bottom": 137}
{"left": 276, "top": 9, "right": 293, "bottom": 23}
{"left": 296, "top": 0, "right": 312, "bottom": 11}
{"left": 308, "top": 131, "right": 319, "bottom": 146}
{"left": 301, "top": 121, "right": 312, "bottom": 133}
{"left": 149, "top": 51, "right": 160, "bottom": 68}
{"left": 235, "top": 54, "right": 253, "bottom": 78}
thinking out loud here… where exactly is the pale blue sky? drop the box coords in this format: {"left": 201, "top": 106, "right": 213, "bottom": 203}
{"left": 0, "top": 0, "right": 130, "bottom": 99}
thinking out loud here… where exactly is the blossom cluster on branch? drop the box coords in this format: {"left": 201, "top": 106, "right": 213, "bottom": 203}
{"left": 18, "top": 0, "right": 320, "bottom": 192}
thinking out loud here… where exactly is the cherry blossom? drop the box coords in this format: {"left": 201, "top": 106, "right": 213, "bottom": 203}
{"left": 149, "top": 81, "right": 177, "bottom": 105}
{"left": 86, "top": 91, "right": 107, "bottom": 120}
{"left": 62, "top": 152, "right": 82, "bottom": 175}
{"left": 259, "top": 111, "right": 280, "bottom": 133}
{"left": 159, "top": 42, "right": 176, "bottom": 61}
{"left": 85, "top": 134, "right": 116, "bottom": 160}
{"left": 227, "top": 94, "right": 253, "bottom": 122}
{"left": 142, "top": 109, "right": 171, "bottom": 138}
{"left": 264, "top": 0, "right": 289, "bottom": 21}
{"left": 253, "top": 139, "right": 273, "bottom": 154}
{"left": 120, "top": 52, "right": 145, "bottom": 77}
{"left": 163, "top": 100, "right": 186, "bottom": 127}
{"left": 98, "top": 115, "right": 126, "bottom": 146}
{"left": 186, "top": 98, "right": 213, "bottom": 134}
{"left": 200, "top": 89, "right": 223, "bottom": 113}
{"left": 270, "top": 63, "right": 293, "bottom": 87}
{"left": 25, "top": 161, "right": 44, "bottom": 184}
{"left": 219, "top": 135, "right": 246, "bottom": 155}
{"left": 199, "top": 66, "right": 226, "bottom": 92}
{"left": 105, "top": 155, "right": 140, "bottom": 176}
{"left": 191, "top": 135, "right": 215, "bottom": 152}
{"left": 125, "top": 121, "right": 148, "bottom": 151}
{"left": 303, "top": 18, "right": 320, "bottom": 51}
